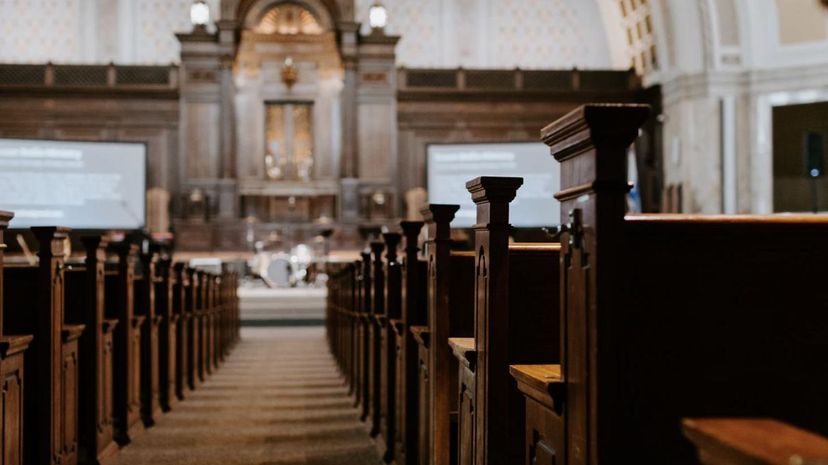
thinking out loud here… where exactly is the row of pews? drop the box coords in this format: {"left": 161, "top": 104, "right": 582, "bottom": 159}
{"left": 326, "top": 104, "right": 828, "bottom": 465}
{"left": 0, "top": 219, "right": 240, "bottom": 465}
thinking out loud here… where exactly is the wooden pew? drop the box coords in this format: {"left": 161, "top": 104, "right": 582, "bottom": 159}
{"left": 135, "top": 252, "right": 161, "bottom": 426}
{"left": 352, "top": 258, "right": 365, "bottom": 410}
{"left": 172, "top": 263, "right": 191, "bottom": 399}
{"left": 203, "top": 272, "right": 214, "bottom": 376}
{"left": 64, "top": 236, "right": 119, "bottom": 465}
{"left": 197, "top": 270, "right": 209, "bottom": 381}
{"left": 369, "top": 240, "right": 385, "bottom": 439}
{"left": 210, "top": 273, "right": 222, "bottom": 370}
{"left": 155, "top": 258, "right": 178, "bottom": 411}
{"left": 105, "top": 242, "right": 144, "bottom": 445}
{"left": 448, "top": 177, "right": 560, "bottom": 465}
{"left": 227, "top": 268, "right": 240, "bottom": 348}
{"left": 414, "top": 204, "right": 475, "bottom": 465}
{"left": 359, "top": 250, "right": 373, "bottom": 423}
{"left": 683, "top": 418, "right": 828, "bottom": 465}
{"left": 0, "top": 212, "right": 33, "bottom": 465}
{"left": 391, "top": 221, "right": 426, "bottom": 465}
{"left": 346, "top": 263, "right": 359, "bottom": 400}
{"left": 379, "top": 232, "right": 402, "bottom": 461}
{"left": 536, "top": 103, "right": 828, "bottom": 464}
{"left": 335, "top": 262, "right": 357, "bottom": 399}
{"left": 5, "top": 226, "right": 85, "bottom": 465}
{"left": 186, "top": 267, "right": 201, "bottom": 389}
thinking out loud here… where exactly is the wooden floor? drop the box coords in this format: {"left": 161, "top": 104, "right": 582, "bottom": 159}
{"left": 113, "top": 327, "right": 381, "bottom": 465}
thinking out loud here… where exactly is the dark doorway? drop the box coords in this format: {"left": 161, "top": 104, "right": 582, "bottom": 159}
{"left": 773, "top": 101, "right": 828, "bottom": 212}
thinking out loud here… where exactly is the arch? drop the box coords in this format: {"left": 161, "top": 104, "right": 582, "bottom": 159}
{"left": 238, "top": 0, "right": 338, "bottom": 31}
{"left": 253, "top": 3, "right": 325, "bottom": 35}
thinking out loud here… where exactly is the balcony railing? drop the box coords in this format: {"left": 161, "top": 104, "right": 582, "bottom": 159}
{"left": 0, "top": 63, "right": 179, "bottom": 91}
{"left": 397, "top": 67, "right": 639, "bottom": 94}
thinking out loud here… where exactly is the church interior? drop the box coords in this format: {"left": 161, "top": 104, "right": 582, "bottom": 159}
{"left": 1, "top": 0, "right": 828, "bottom": 464}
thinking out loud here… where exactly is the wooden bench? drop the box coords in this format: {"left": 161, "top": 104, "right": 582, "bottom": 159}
{"left": 378, "top": 232, "right": 401, "bottom": 461}
{"left": 64, "top": 236, "right": 119, "bottom": 465}
{"left": 448, "top": 177, "right": 561, "bottom": 465}
{"left": 359, "top": 250, "right": 373, "bottom": 423}
{"left": 0, "top": 212, "right": 32, "bottom": 465}
{"left": 369, "top": 240, "right": 386, "bottom": 440}
{"left": 105, "top": 242, "right": 144, "bottom": 445}
{"left": 391, "top": 221, "right": 425, "bottom": 465}
{"left": 155, "top": 257, "right": 178, "bottom": 411}
{"left": 186, "top": 267, "right": 201, "bottom": 389}
{"left": 5, "top": 227, "right": 85, "bottom": 465}
{"left": 203, "top": 272, "right": 214, "bottom": 377}
{"left": 172, "top": 263, "right": 191, "bottom": 399}
{"left": 526, "top": 103, "right": 828, "bottom": 464}
{"left": 136, "top": 252, "right": 162, "bottom": 426}
{"left": 415, "top": 204, "right": 475, "bottom": 465}
{"left": 683, "top": 418, "right": 828, "bottom": 465}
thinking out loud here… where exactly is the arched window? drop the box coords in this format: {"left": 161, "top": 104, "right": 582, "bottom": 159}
{"left": 254, "top": 3, "right": 324, "bottom": 35}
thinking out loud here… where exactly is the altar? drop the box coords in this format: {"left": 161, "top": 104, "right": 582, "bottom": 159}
{"left": 238, "top": 286, "right": 327, "bottom": 326}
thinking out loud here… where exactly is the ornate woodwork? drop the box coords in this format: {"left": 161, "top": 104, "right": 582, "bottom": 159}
{"left": 106, "top": 242, "right": 143, "bottom": 445}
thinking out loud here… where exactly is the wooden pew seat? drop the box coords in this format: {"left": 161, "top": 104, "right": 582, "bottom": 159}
{"left": 509, "top": 364, "right": 562, "bottom": 411}
{"left": 683, "top": 418, "right": 828, "bottom": 465}
{"left": 447, "top": 338, "right": 475, "bottom": 364}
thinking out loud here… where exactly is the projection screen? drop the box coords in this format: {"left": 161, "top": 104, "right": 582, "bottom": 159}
{"left": 426, "top": 142, "right": 560, "bottom": 228}
{"left": 0, "top": 138, "right": 146, "bottom": 229}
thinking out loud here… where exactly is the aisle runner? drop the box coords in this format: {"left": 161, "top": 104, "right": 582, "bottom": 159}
{"left": 114, "top": 327, "right": 381, "bottom": 465}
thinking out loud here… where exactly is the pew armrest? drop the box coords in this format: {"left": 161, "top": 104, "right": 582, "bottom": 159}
{"left": 448, "top": 337, "right": 476, "bottom": 371}
{"left": 389, "top": 319, "right": 406, "bottom": 336}
{"left": 510, "top": 364, "right": 564, "bottom": 413}
{"left": 62, "top": 324, "right": 86, "bottom": 342}
{"left": 410, "top": 326, "right": 429, "bottom": 348}
{"left": 682, "top": 418, "right": 828, "bottom": 465}
{"left": 102, "top": 318, "right": 119, "bottom": 333}
{"left": 132, "top": 315, "right": 147, "bottom": 328}
{"left": 0, "top": 334, "right": 33, "bottom": 358}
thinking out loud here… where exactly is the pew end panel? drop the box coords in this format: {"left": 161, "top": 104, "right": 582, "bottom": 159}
{"left": 0, "top": 211, "right": 34, "bottom": 465}
{"left": 510, "top": 364, "right": 564, "bottom": 465}
{"left": 449, "top": 337, "right": 476, "bottom": 465}
{"left": 105, "top": 242, "right": 145, "bottom": 446}
{"left": 544, "top": 103, "right": 828, "bottom": 464}
{"left": 0, "top": 334, "right": 32, "bottom": 465}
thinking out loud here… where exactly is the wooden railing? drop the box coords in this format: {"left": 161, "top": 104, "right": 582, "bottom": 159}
{"left": 0, "top": 63, "right": 179, "bottom": 91}
{"left": 397, "top": 67, "right": 639, "bottom": 94}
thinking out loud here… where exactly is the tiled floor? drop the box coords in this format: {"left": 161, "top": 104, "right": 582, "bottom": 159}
{"left": 113, "top": 327, "right": 382, "bottom": 465}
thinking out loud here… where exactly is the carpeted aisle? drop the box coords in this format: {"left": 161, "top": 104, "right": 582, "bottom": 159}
{"left": 113, "top": 327, "right": 382, "bottom": 465}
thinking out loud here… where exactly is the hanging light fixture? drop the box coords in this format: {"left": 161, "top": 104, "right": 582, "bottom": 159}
{"left": 368, "top": 1, "right": 388, "bottom": 31}
{"left": 281, "top": 56, "right": 298, "bottom": 89}
{"left": 190, "top": 0, "right": 211, "bottom": 31}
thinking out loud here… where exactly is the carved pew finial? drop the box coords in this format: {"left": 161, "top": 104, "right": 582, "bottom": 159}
{"left": 541, "top": 103, "right": 649, "bottom": 206}
{"left": 0, "top": 211, "right": 11, "bottom": 336}
{"left": 464, "top": 177, "right": 523, "bottom": 465}
{"left": 542, "top": 104, "right": 650, "bottom": 463}
{"left": 421, "top": 204, "right": 459, "bottom": 245}
{"left": 419, "top": 204, "right": 459, "bottom": 465}
{"left": 383, "top": 232, "right": 401, "bottom": 263}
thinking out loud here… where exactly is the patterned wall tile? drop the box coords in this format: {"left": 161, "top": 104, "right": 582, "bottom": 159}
{"left": 0, "top": 0, "right": 82, "bottom": 63}
{"left": 0, "top": 0, "right": 611, "bottom": 68}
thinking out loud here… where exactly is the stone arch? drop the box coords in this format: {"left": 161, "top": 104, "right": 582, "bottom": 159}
{"left": 235, "top": 0, "right": 341, "bottom": 29}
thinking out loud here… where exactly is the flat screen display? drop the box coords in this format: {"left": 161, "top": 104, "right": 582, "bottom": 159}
{"left": 427, "top": 142, "right": 559, "bottom": 227}
{"left": 0, "top": 138, "right": 146, "bottom": 229}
